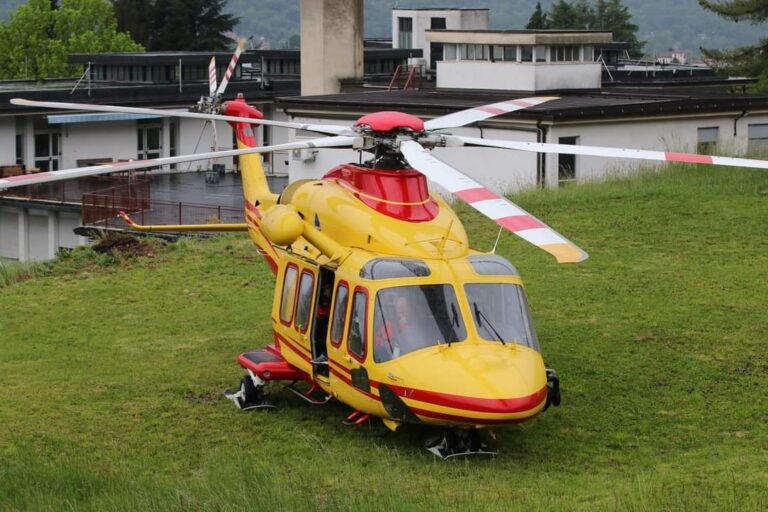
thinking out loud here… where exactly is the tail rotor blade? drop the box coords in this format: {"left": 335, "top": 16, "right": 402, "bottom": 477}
{"left": 424, "top": 96, "right": 558, "bottom": 131}
{"left": 208, "top": 56, "right": 218, "bottom": 98}
{"left": 216, "top": 38, "right": 245, "bottom": 97}
{"left": 399, "top": 140, "right": 588, "bottom": 264}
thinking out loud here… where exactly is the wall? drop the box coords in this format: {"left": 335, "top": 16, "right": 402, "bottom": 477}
{"left": 0, "top": 205, "right": 87, "bottom": 261}
{"left": 0, "top": 117, "right": 16, "bottom": 166}
{"left": 437, "top": 61, "right": 602, "bottom": 91}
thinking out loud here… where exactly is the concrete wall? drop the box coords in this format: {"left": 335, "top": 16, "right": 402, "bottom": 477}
{"left": 301, "top": 0, "right": 364, "bottom": 96}
{"left": 437, "top": 61, "right": 602, "bottom": 91}
{"left": 392, "top": 9, "right": 489, "bottom": 69}
{"left": 0, "top": 205, "right": 87, "bottom": 261}
{"left": 543, "top": 113, "right": 768, "bottom": 187}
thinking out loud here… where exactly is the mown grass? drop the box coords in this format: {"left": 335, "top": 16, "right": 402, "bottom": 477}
{"left": 1, "top": 165, "right": 766, "bottom": 511}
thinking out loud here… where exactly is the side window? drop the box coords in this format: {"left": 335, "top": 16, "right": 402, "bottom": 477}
{"left": 347, "top": 289, "right": 368, "bottom": 361}
{"left": 294, "top": 270, "right": 315, "bottom": 332}
{"left": 330, "top": 283, "right": 349, "bottom": 346}
{"left": 279, "top": 265, "right": 298, "bottom": 324}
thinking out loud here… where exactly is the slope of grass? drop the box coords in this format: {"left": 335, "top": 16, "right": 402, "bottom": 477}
{"left": 1, "top": 165, "right": 766, "bottom": 511}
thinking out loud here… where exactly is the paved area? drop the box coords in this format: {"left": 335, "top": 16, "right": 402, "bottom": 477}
{"left": 149, "top": 171, "right": 289, "bottom": 208}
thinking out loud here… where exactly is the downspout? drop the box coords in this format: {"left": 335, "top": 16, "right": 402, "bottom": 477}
{"left": 733, "top": 110, "right": 748, "bottom": 137}
{"left": 536, "top": 120, "right": 548, "bottom": 188}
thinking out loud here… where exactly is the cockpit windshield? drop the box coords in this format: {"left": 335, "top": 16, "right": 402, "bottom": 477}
{"left": 464, "top": 283, "right": 540, "bottom": 352}
{"left": 373, "top": 285, "right": 467, "bottom": 363}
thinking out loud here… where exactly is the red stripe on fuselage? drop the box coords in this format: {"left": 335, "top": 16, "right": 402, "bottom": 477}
{"left": 387, "top": 384, "right": 548, "bottom": 414}
{"left": 410, "top": 406, "right": 536, "bottom": 425}
{"left": 665, "top": 152, "right": 713, "bottom": 164}
{"left": 454, "top": 187, "right": 499, "bottom": 203}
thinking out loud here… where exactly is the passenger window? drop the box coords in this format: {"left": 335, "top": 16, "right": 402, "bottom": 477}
{"left": 294, "top": 270, "right": 315, "bottom": 332}
{"left": 330, "top": 283, "right": 349, "bottom": 346}
{"left": 279, "top": 265, "right": 298, "bottom": 323}
{"left": 348, "top": 290, "right": 368, "bottom": 360}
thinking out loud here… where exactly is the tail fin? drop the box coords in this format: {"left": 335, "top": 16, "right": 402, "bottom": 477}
{"left": 223, "top": 96, "right": 280, "bottom": 272}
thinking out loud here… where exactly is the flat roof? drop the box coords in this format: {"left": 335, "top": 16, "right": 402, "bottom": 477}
{"left": 426, "top": 29, "right": 613, "bottom": 45}
{"left": 392, "top": 8, "right": 489, "bottom": 11}
{"left": 276, "top": 89, "right": 768, "bottom": 123}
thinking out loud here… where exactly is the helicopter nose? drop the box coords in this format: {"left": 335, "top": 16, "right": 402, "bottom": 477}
{"left": 375, "top": 343, "right": 548, "bottom": 426}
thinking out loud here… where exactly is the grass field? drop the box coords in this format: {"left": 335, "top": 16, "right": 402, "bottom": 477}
{"left": 1, "top": 165, "right": 766, "bottom": 511}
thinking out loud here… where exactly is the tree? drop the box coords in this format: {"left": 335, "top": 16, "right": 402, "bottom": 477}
{"left": 0, "top": 0, "right": 143, "bottom": 80}
{"left": 547, "top": 0, "right": 580, "bottom": 29}
{"left": 112, "top": 0, "right": 239, "bottom": 51}
{"left": 526, "top": 2, "right": 548, "bottom": 29}
{"left": 699, "top": 0, "right": 768, "bottom": 90}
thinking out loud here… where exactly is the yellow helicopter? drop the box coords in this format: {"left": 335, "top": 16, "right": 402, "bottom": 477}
{"left": 6, "top": 91, "right": 768, "bottom": 458}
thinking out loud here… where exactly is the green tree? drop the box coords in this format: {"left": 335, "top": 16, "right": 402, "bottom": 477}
{"left": 112, "top": 0, "right": 239, "bottom": 51}
{"left": 699, "top": 0, "right": 768, "bottom": 90}
{"left": 0, "top": 0, "right": 143, "bottom": 80}
{"left": 547, "top": 0, "right": 580, "bottom": 29}
{"left": 526, "top": 2, "right": 548, "bottom": 29}
{"left": 594, "top": 0, "right": 644, "bottom": 56}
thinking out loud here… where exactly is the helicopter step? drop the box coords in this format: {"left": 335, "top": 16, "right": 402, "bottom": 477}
{"left": 236, "top": 346, "right": 307, "bottom": 382}
{"left": 425, "top": 429, "right": 498, "bottom": 460}
{"left": 286, "top": 381, "right": 332, "bottom": 405}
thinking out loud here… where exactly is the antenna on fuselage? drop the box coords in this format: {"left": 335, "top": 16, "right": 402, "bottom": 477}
{"left": 491, "top": 227, "right": 503, "bottom": 254}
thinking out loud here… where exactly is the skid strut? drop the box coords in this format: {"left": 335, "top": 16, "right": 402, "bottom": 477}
{"left": 425, "top": 429, "right": 498, "bottom": 460}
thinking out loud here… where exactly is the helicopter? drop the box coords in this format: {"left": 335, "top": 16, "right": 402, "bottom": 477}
{"left": 5, "top": 91, "right": 768, "bottom": 459}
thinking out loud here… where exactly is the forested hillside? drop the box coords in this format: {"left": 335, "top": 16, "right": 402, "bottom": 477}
{"left": 0, "top": 0, "right": 763, "bottom": 57}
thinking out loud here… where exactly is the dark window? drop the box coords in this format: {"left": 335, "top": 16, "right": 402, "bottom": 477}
{"left": 280, "top": 265, "right": 299, "bottom": 323}
{"left": 465, "top": 283, "right": 540, "bottom": 352}
{"left": 398, "top": 17, "right": 413, "bottom": 48}
{"left": 468, "top": 255, "right": 519, "bottom": 276}
{"left": 360, "top": 258, "right": 430, "bottom": 280}
{"left": 697, "top": 127, "right": 718, "bottom": 154}
{"left": 373, "top": 285, "right": 466, "bottom": 362}
{"left": 430, "top": 17, "right": 446, "bottom": 29}
{"left": 748, "top": 123, "right": 768, "bottom": 154}
{"left": 347, "top": 290, "right": 368, "bottom": 360}
{"left": 558, "top": 136, "right": 578, "bottom": 185}
{"left": 294, "top": 270, "right": 315, "bottom": 332}
{"left": 330, "top": 283, "right": 349, "bottom": 346}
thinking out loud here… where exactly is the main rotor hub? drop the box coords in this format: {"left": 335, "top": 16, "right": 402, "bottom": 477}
{"left": 354, "top": 111, "right": 425, "bottom": 133}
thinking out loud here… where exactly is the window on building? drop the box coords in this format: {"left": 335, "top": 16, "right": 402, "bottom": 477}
{"left": 347, "top": 290, "right": 367, "bottom": 360}
{"left": 430, "top": 17, "right": 446, "bottom": 29}
{"left": 520, "top": 45, "right": 533, "bottom": 62}
{"left": 534, "top": 45, "right": 547, "bottom": 62}
{"left": 558, "top": 136, "right": 579, "bottom": 185}
{"left": 33, "top": 131, "right": 61, "bottom": 172}
{"left": 15, "top": 134, "right": 23, "bottom": 166}
{"left": 137, "top": 121, "right": 162, "bottom": 161}
{"left": 294, "top": 270, "right": 315, "bottom": 332}
{"left": 398, "top": 17, "right": 413, "bottom": 48}
{"left": 169, "top": 122, "right": 178, "bottom": 170}
{"left": 747, "top": 124, "right": 768, "bottom": 154}
{"left": 279, "top": 265, "right": 299, "bottom": 323}
{"left": 458, "top": 44, "right": 489, "bottom": 61}
{"left": 444, "top": 43, "right": 457, "bottom": 61}
{"left": 697, "top": 127, "right": 718, "bottom": 154}
{"left": 583, "top": 45, "right": 594, "bottom": 61}
{"left": 552, "top": 45, "right": 580, "bottom": 62}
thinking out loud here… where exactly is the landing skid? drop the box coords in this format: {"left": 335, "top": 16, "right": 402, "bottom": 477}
{"left": 286, "top": 381, "right": 332, "bottom": 405}
{"left": 425, "top": 429, "right": 498, "bottom": 460}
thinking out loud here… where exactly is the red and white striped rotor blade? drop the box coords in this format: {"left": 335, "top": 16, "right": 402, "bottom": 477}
{"left": 455, "top": 136, "right": 768, "bottom": 171}
{"left": 208, "top": 56, "right": 217, "bottom": 98}
{"left": 10, "top": 98, "right": 351, "bottom": 135}
{"left": 424, "top": 96, "right": 558, "bottom": 132}
{"left": 216, "top": 38, "right": 245, "bottom": 97}
{"left": 0, "top": 136, "right": 358, "bottom": 190}
{"left": 399, "top": 140, "right": 588, "bottom": 264}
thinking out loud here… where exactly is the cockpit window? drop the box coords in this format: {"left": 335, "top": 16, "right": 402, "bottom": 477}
{"left": 467, "top": 255, "right": 519, "bottom": 276}
{"left": 372, "top": 285, "right": 466, "bottom": 363}
{"left": 360, "top": 258, "right": 431, "bottom": 280}
{"left": 464, "top": 283, "right": 540, "bottom": 352}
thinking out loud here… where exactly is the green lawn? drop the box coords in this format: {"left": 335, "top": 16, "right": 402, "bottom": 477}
{"left": 1, "top": 165, "right": 766, "bottom": 511}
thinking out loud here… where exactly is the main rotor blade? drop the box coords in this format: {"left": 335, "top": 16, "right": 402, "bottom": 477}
{"left": 454, "top": 136, "right": 768, "bottom": 171}
{"left": 399, "top": 140, "right": 588, "bottom": 264}
{"left": 424, "top": 96, "right": 558, "bottom": 132}
{"left": 208, "top": 56, "right": 217, "bottom": 98}
{"left": 216, "top": 38, "right": 245, "bottom": 97}
{"left": 0, "top": 136, "right": 358, "bottom": 190}
{"left": 10, "top": 98, "right": 351, "bottom": 136}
